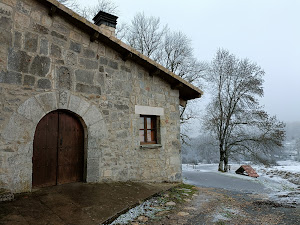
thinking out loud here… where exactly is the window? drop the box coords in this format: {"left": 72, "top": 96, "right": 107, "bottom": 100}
{"left": 139, "top": 115, "right": 157, "bottom": 144}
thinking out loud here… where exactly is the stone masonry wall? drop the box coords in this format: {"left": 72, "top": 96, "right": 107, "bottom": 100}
{"left": 0, "top": 0, "right": 182, "bottom": 193}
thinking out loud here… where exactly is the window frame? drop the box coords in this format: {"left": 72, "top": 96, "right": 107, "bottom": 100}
{"left": 139, "top": 115, "right": 157, "bottom": 145}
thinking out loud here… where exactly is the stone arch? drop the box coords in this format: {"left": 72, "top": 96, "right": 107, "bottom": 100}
{"left": 2, "top": 90, "right": 107, "bottom": 192}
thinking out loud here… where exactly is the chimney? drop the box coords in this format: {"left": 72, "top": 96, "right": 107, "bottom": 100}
{"left": 93, "top": 11, "right": 118, "bottom": 37}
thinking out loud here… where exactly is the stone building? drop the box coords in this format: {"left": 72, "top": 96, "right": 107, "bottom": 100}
{"left": 0, "top": 0, "right": 202, "bottom": 193}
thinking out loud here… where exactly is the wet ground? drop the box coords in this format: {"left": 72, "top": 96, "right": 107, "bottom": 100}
{"left": 183, "top": 170, "right": 270, "bottom": 193}
{"left": 147, "top": 187, "right": 300, "bottom": 225}
{"left": 0, "top": 182, "right": 175, "bottom": 225}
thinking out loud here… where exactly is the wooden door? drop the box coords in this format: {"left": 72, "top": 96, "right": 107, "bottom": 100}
{"left": 32, "top": 111, "right": 58, "bottom": 187}
{"left": 32, "top": 111, "right": 84, "bottom": 188}
{"left": 57, "top": 111, "right": 84, "bottom": 184}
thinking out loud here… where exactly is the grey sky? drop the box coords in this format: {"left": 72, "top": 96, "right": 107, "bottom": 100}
{"left": 77, "top": 0, "right": 300, "bottom": 122}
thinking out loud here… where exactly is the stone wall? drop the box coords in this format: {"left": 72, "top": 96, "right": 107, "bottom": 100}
{"left": 0, "top": 0, "right": 182, "bottom": 193}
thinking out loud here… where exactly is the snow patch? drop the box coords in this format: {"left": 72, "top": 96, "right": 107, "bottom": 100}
{"left": 182, "top": 161, "right": 300, "bottom": 207}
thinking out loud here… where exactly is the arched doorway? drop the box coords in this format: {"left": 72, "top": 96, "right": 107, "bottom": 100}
{"left": 32, "top": 110, "right": 84, "bottom": 188}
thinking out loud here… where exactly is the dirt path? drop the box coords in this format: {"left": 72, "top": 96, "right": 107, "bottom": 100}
{"left": 147, "top": 187, "right": 300, "bottom": 225}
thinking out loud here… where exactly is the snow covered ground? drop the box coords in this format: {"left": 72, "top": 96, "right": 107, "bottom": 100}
{"left": 183, "top": 161, "right": 300, "bottom": 207}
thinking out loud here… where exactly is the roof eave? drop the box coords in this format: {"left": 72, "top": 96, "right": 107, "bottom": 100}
{"left": 41, "top": 0, "right": 203, "bottom": 100}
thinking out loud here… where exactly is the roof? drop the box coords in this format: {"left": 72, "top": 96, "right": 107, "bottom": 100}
{"left": 41, "top": 0, "right": 203, "bottom": 101}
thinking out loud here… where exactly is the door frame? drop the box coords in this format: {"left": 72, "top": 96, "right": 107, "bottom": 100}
{"left": 3, "top": 91, "right": 107, "bottom": 193}
{"left": 32, "top": 109, "right": 88, "bottom": 187}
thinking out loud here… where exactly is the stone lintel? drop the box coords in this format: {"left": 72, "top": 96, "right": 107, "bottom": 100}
{"left": 135, "top": 105, "right": 164, "bottom": 116}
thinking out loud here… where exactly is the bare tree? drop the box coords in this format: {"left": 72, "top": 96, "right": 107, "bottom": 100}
{"left": 125, "top": 12, "right": 167, "bottom": 58}
{"left": 86, "top": 0, "right": 118, "bottom": 20}
{"left": 121, "top": 13, "right": 207, "bottom": 144}
{"left": 204, "top": 49, "right": 285, "bottom": 172}
{"left": 59, "top": 0, "right": 118, "bottom": 21}
{"left": 57, "top": 0, "right": 80, "bottom": 11}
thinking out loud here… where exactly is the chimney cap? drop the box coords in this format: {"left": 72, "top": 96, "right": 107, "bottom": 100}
{"left": 93, "top": 11, "right": 118, "bottom": 28}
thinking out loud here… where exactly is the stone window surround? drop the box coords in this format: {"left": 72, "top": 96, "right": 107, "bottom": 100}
{"left": 135, "top": 105, "right": 163, "bottom": 149}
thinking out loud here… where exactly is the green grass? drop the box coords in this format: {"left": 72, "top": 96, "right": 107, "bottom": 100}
{"left": 164, "top": 183, "right": 197, "bottom": 203}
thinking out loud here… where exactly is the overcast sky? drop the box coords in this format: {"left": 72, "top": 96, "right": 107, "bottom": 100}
{"left": 77, "top": 0, "right": 300, "bottom": 123}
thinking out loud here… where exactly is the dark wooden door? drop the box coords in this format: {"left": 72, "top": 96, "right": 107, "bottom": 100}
{"left": 57, "top": 111, "right": 84, "bottom": 184}
{"left": 32, "top": 111, "right": 84, "bottom": 188}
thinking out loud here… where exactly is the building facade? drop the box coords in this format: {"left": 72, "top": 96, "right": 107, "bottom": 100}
{"left": 0, "top": 0, "right": 202, "bottom": 193}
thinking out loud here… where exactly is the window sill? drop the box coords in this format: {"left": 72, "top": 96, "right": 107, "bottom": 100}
{"left": 140, "top": 144, "right": 162, "bottom": 149}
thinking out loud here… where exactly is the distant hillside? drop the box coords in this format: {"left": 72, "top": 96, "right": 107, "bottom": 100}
{"left": 285, "top": 122, "right": 300, "bottom": 141}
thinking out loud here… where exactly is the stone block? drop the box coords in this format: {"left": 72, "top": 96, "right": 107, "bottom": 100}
{"left": 0, "top": 3, "right": 12, "bottom": 17}
{"left": 86, "top": 158, "right": 100, "bottom": 182}
{"left": 0, "top": 70, "right": 22, "bottom": 85}
{"left": 76, "top": 83, "right": 101, "bottom": 95}
{"left": 1, "top": 0, "right": 16, "bottom": 7}
{"left": 121, "top": 65, "right": 131, "bottom": 73}
{"left": 87, "top": 148, "right": 102, "bottom": 159}
{"left": 41, "top": 15, "right": 52, "bottom": 28}
{"left": 68, "top": 94, "right": 81, "bottom": 113}
{"left": 57, "top": 66, "right": 72, "bottom": 90}
{"left": 97, "top": 43, "right": 105, "bottom": 56}
{"left": 69, "top": 41, "right": 81, "bottom": 53}
{"left": 79, "top": 58, "right": 98, "bottom": 70}
{"left": 32, "top": 23, "right": 49, "bottom": 35}
{"left": 103, "top": 169, "right": 112, "bottom": 177}
{"left": 35, "top": 92, "right": 58, "bottom": 113}
{"left": 23, "top": 75, "right": 35, "bottom": 86}
{"left": 77, "top": 98, "right": 90, "bottom": 116}
{"left": 30, "top": 10, "right": 41, "bottom": 21}
{"left": 170, "top": 156, "right": 180, "bottom": 166}
{"left": 58, "top": 90, "right": 70, "bottom": 109}
{"left": 14, "top": 12, "right": 30, "bottom": 28}
{"left": 82, "top": 105, "right": 103, "bottom": 126}
{"left": 2, "top": 113, "right": 34, "bottom": 142}
{"left": 16, "top": 1, "right": 31, "bottom": 15}
{"left": 75, "top": 69, "right": 94, "bottom": 84}
{"left": 50, "top": 44, "right": 62, "bottom": 58}
{"left": 113, "top": 80, "right": 122, "bottom": 90}
{"left": 37, "top": 78, "right": 51, "bottom": 89}
{"left": 89, "top": 120, "right": 107, "bottom": 138}
{"left": 114, "top": 103, "right": 129, "bottom": 111}
{"left": 52, "top": 22, "right": 69, "bottom": 35}
{"left": 116, "top": 130, "right": 128, "bottom": 139}
{"left": 99, "top": 66, "right": 104, "bottom": 72}
{"left": 170, "top": 89, "right": 179, "bottom": 97}
{"left": 95, "top": 72, "right": 105, "bottom": 87}
{"left": 0, "top": 29, "right": 12, "bottom": 46}
{"left": 40, "top": 39, "right": 48, "bottom": 55}
{"left": 0, "top": 16, "right": 12, "bottom": 30}
{"left": 13, "top": 31, "right": 22, "bottom": 49}
{"left": 17, "top": 97, "right": 45, "bottom": 123}
{"left": 69, "top": 30, "right": 81, "bottom": 42}
{"left": 108, "top": 60, "right": 118, "bottom": 70}
{"left": 83, "top": 48, "right": 95, "bottom": 59}
{"left": 51, "top": 31, "right": 67, "bottom": 41}
{"left": 29, "top": 55, "right": 50, "bottom": 77}
{"left": 65, "top": 51, "right": 77, "bottom": 67}
{"left": 99, "top": 57, "right": 108, "bottom": 65}
{"left": 24, "top": 32, "right": 38, "bottom": 53}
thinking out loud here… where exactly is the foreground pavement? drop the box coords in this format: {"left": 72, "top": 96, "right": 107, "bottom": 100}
{"left": 150, "top": 187, "right": 300, "bottom": 225}
{"left": 146, "top": 168, "right": 300, "bottom": 224}
{"left": 0, "top": 182, "right": 175, "bottom": 225}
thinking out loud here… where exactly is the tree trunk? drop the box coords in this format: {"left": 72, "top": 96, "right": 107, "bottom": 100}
{"left": 218, "top": 148, "right": 225, "bottom": 171}
{"left": 224, "top": 151, "right": 229, "bottom": 172}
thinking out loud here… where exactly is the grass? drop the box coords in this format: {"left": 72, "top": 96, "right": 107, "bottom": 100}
{"left": 164, "top": 183, "right": 197, "bottom": 203}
